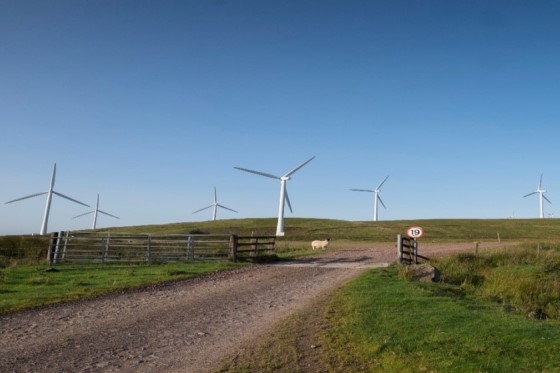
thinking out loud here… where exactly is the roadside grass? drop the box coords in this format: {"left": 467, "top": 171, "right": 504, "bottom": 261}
{"left": 435, "top": 243, "right": 560, "bottom": 320}
{"left": 0, "top": 261, "right": 245, "bottom": 314}
{"left": 320, "top": 265, "right": 560, "bottom": 372}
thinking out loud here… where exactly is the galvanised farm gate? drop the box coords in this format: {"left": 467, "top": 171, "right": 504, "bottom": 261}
{"left": 48, "top": 232, "right": 275, "bottom": 265}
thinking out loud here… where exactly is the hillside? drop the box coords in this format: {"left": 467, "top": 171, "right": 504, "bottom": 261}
{"left": 98, "top": 217, "right": 560, "bottom": 243}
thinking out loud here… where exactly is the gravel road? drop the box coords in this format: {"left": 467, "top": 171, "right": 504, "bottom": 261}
{"left": 0, "top": 241, "right": 511, "bottom": 372}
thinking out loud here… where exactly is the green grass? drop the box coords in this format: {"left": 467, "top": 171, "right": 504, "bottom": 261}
{"left": 321, "top": 265, "right": 560, "bottom": 372}
{"left": 0, "top": 261, "right": 245, "bottom": 314}
{"left": 435, "top": 243, "right": 560, "bottom": 320}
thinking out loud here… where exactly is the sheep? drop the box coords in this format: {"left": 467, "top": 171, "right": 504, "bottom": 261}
{"left": 311, "top": 238, "right": 330, "bottom": 250}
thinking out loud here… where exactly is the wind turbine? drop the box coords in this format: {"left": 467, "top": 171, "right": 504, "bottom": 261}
{"left": 350, "top": 175, "right": 389, "bottom": 222}
{"left": 192, "top": 187, "right": 238, "bottom": 221}
{"left": 5, "top": 163, "right": 90, "bottom": 235}
{"left": 523, "top": 174, "right": 551, "bottom": 219}
{"left": 234, "top": 156, "right": 315, "bottom": 236}
{"left": 73, "top": 194, "right": 120, "bottom": 230}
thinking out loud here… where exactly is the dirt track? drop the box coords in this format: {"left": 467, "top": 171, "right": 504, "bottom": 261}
{"left": 0, "top": 241, "right": 512, "bottom": 372}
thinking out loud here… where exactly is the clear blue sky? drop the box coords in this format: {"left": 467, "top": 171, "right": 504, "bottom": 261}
{"left": 2, "top": 1, "right": 560, "bottom": 235}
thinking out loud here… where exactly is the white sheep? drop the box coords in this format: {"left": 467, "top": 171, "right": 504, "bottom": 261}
{"left": 311, "top": 238, "right": 330, "bottom": 250}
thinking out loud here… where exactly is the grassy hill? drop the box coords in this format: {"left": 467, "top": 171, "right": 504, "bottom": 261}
{"left": 99, "top": 217, "right": 560, "bottom": 243}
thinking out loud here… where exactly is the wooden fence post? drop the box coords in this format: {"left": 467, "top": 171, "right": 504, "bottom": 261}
{"left": 61, "top": 231, "right": 69, "bottom": 261}
{"left": 103, "top": 233, "right": 110, "bottom": 263}
{"left": 186, "top": 235, "right": 194, "bottom": 261}
{"left": 53, "top": 231, "right": 64, "bottom": 264}
{"left": 413, "top": 238, "right": 418, "bottom": 264}
{"left": 146, "top": 235, "right": 152, "bottom": 263}
{"left": 396, "top": 234, "right": 402, "bottom": 263}
{"left": 229, "top": 234, "right": 238, "bottom": 261}
{"left": 48, "top": 232, "right": 59, "bottom": 265}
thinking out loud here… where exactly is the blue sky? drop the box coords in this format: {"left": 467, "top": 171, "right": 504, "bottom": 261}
{"left": 2, "top": 1, "right": 560, "bottom": 235}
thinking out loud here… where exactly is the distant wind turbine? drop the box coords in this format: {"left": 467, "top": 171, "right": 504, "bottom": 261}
{"left": 5, "top": 163, "right": 90, "bottom": 235}
{"left": 350, "top": 175, "right": 389, "bottom": 222}
{"left": 234, "top": 156, "right": 315, "bottom": 236}
{"left": 73, "top": 194, "right": 119, "bottom": 230}
{"left": 523, "top": 174, "right": 551, "bottom": 219}
{"left": 192, "top": 187, "right": 238, "bottom": 221}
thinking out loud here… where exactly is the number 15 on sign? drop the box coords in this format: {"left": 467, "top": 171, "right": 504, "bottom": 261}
{"left": 407, "top": 226, "right": 424, "bottom": 238}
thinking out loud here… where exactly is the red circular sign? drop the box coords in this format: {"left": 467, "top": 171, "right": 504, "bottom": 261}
{"left": 407, "top": 226, "right": 424, "bottom": 238}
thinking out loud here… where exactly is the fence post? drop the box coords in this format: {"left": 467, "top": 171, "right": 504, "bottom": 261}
{"left": 61, "top": 231, "right": 69, "bottom": 261}
{"left": 146, "top": 235, "right": 152, "bottom": 263}
{"left": 48, "top": 232, "right": 59, "bottom": 265}
{"left": 103, "top": 233, "right": 110, "bottom": 264}
{"left": 252, "top": 237, "right": 257, "bottom": 257}
{"left": 396, "top": 234, "right": 402, "bottom": 263}
{"left": 186, "top": 235, "right": 194, "bottom": 261}
{"left": 53, "top": 231, "right": 64, "bottom": 264}
{"left": 413, "top": 238, "right": 418, "bottom": 264}
{"left": 229, "top": 234, "right": 238, "bottom": 262}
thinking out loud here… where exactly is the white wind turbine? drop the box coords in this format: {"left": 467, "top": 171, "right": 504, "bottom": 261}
{"left": 234, "top": 156, "right": 315, "bottom": 236}
{"left": 73, "top": 194, "right": 120, "bottom": 230}
{"left": 523, "top": 174, "right": 551, "bottom": 219}
{"left": 192, "top": 187, "right": 238, "bottom": 221}
{"left": 350, "top": 175, "right": 389, "bottom": 222}
{"left": 5, "top": 163, "right": 90, "bottom": 235}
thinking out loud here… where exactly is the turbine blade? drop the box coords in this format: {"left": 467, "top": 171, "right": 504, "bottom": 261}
{"left": 98, "top": 210, "right": 120, "bottom": 219}
{"left": 523, "top": 192, "right": 537, "bottom": 198}
{"left": 350, "top": 189, "right": 374, "bottom": 193}
{"left": 284, "top": 156, "right": 315, "bottom": 177}
{"left": 234, "top": 167, "right": 280, "bottom": 180}
{"left": 72, "top": 211, "right": 94, "bottom": 219}
{"left": 5, "top": 192, "right": 47, "bottom": 204}
{"left": 52, "top": 191, "right": 90, "bottom": 207}
{"left": 50, "top": 163, "right": 57, "bottom": 189}
{"left": 539, "top": 174, "right": 543, "bottom": 189}
{"left": 192, "top": 205, "right": 213, "bottom": 214}
{"left": 214, "top": 187, "right": 217, "bottom": 203}
{"left": 544, "top": 195, "right": 552, "bottom": 204}
{"left": 217, "top": 204, "right": 238, "bottom": 213}
{"left": 378, "top": 196, "right": 387, "bottom": 209}
{"left": 376, "top": 175, "right": 389, "bottom": 190}
{"left": 285, "top": 188, "right": 293, "bottom": 213}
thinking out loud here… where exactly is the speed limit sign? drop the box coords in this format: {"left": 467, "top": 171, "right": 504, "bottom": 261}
{"left": 407, "top": 226, "right": 424, "bottom": 238}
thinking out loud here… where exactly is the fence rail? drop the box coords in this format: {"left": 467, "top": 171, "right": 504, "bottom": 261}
{"left": 48, "top": 232, "right": 275, "bottom": 265}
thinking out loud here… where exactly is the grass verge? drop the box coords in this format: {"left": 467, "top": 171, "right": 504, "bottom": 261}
{"left": 217, "top": 263, "right": 560, "bottom": 372}
{"left": 0, "top": 261, "right": 245, "bottom": 314}
{"left": 321, "top": 265, "right": 560, "bottom": 372}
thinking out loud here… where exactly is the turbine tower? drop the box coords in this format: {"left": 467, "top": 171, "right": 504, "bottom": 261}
{"left": 523, "top": 174, "right": 551, "bottom": 219}
{"left": 350, "top": 175, "right": 389, "bottom": 222}
{"left": 192, "top": 187, "right": 238, "bottom": 221}
{"left": 234, "top": 156, "right": 315, "bottom": 236}
{"left": 73, "top": 194, "right": 119, "bottom": 230}
{"left": 5, "top": 163, "right": 90, "bottom": 235}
